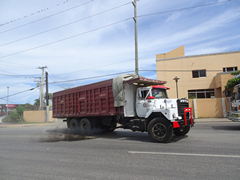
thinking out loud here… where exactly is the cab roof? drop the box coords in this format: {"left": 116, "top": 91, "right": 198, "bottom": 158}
{"left": 123, "top": 77, "right": 167, "bottom": 87}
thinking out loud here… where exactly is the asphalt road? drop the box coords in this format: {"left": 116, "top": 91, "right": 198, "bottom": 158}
{"left": 0, "top": 120, "right": 240, "bottom": 180}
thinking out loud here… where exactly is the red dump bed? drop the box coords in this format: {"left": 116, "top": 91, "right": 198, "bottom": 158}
{"left": 52, "top": 79, "right": 118, "bottom": 118}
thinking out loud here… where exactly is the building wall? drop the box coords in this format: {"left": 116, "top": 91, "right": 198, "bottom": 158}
{"left": 156, "top": 47, "right": 240, "bottom": 99}
{"left": 23, "top": 110, "right": 56, "bottom": 123}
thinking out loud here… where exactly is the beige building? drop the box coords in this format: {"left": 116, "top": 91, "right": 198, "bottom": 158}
{"left": 156, "top": 46, "right": 240, "bottom": 99}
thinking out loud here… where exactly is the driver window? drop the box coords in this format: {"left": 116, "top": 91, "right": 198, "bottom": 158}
{"left": 140, "top": 90, "right": 149, "bottom": 99}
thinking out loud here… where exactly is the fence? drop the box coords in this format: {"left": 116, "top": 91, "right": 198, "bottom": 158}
{"left": 188, "top": 98, "right": 230, "bottom": 118}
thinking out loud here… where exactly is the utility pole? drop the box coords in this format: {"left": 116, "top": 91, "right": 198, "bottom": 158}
{"left": 37, "top": 66, "right": 47, "bottom": 110}
{"left": 133, "top": 0, "right": 139, "bottom": 75}
{"left": 6, "top": 87, "right": 9, "bottom": 116}
{"left": 45, "top": 72, "right": 49, "bottom": 122}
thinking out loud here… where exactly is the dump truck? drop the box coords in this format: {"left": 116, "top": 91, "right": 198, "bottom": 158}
{"left": 52, "top": 74, "right": 194, "bottom": 142}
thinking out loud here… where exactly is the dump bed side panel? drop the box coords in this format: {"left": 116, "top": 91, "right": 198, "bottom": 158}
{"left": 52, "top": 79, "right": 119, "bottom": 118}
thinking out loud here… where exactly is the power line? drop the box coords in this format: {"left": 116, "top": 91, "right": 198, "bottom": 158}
{"left": 0, "top": 0, "right": 94, "bottom": 34}
{"left": 0, "top": 71, "right": 134, "bottom": 100}
{"left": 52, "top": 59, "right": 135, "bottom": 77}
{"left": 0, "top": 18, "right": 132, "bottom": 61}
{"left": 0, "top": 62, "right": 37, "bottom": 69}
{"left": 0, "top": 69, "right": 38, "bottom": 77}
{"left": 0, "top": 87, "right": 38, "bottom": 100}
{"left": 138, "top": 0, "right": 231, "bottom": 18}
{"left": 0, "top": 0, "right": 74, "bottom": 27}
{"left": 0, "top": 2, "right": 132, "bottom": 47}
{"left": 48, "top": 71, "right": 134, "bottom": 84}
{"left": 47, "top": 68, "right": 67, "bottom": 90}
{"left": 0, "top": 59, "right": 38, "bottom": 68}
{"left": 48, "top": 57, "right": 154, "bottom": 77}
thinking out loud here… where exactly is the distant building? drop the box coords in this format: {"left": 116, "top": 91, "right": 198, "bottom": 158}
{"left": 0, "top": 104, "right": 18, "bottom": 116}
{"left": 156, "top": 46, "right": 240, "bottom": 99}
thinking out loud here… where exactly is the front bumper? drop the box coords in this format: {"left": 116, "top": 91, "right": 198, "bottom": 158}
{"left": 228, "top": 112, "right": 240, "bottom": 122}
{"left": 173, "top": 107, "right": 194, "bottom": 128}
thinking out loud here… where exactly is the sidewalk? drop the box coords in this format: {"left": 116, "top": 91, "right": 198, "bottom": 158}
{"left": 194, "top": 118, "right": 230, "bottom": 123}
{"left": 0, "top": 123, "right": 50, "bottom": 127}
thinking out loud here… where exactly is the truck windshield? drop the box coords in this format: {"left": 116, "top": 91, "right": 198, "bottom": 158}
{"left": 152, "top": 88, "right": 168, "bottom": 99}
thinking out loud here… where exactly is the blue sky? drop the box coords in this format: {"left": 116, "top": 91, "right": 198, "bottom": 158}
{"left": 0, "top": 0, "right": 239, "bottom": 104}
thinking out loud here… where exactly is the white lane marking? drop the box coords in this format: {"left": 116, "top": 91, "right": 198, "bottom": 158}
{"left": 128, "top": 151, "right": 240, "bottom": 158}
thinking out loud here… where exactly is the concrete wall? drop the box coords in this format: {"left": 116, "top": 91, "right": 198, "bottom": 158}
{"left": 188, "top": 98, "right": 229, "bottom": 118}
{"left": 23, "top": 110, "right": 56, "bottom": 123}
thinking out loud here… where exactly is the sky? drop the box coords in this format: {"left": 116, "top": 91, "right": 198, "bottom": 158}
{"left": 0, "top": 0, "right": 239, "bottom": 105}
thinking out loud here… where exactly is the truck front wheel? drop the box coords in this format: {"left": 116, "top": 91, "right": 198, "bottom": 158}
{"left": 147, "top": 118, "right": 173, "bottom": 143}
{"left": 174, "top": 126, "right": 190, "bottom": 136}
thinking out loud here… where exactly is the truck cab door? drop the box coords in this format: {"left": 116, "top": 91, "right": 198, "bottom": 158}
{"left": 136, "top": 89, "right": 149, "bottom": 117}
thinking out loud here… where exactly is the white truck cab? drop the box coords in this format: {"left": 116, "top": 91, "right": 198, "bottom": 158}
{"left": 121, "top": 80, "right": 194, "bottom": 142}
{"left": 136, "top": 85, "right": 191, "bottom": 121}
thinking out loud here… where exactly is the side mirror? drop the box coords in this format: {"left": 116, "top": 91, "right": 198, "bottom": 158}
{"left": 147, "top": 96, "right": 155, "bottom": 99}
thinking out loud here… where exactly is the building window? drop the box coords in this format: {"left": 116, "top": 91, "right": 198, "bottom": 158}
{"left": 192, "top": 70, "right": 206, "bottom": 78}
{"left": 223, "top": 67, "right": 238, "bottom": 72}
{"left": 188, "top": 89, "right": 215, "bottom": 99}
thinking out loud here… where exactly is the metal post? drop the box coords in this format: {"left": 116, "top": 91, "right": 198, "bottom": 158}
{"left": 133, "top": 0, "right": 139, "bottom": 75}
{"left": 176, "top": 81, "right": 179, "bottom": 98}
{"left": 45, "top": 72, "right": 49, "bottom": 123}
{"left": 6, "top": 87, "right": 9, "bottom": 116}
{"left": 173, "top": 76, "right": 180, "bottom": 98}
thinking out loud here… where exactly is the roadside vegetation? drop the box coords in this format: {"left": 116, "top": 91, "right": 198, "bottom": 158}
{"left": 225, "top": 71, "right": 240, "bottom": 90}
{"left": 2, "top": 104, "right": 36, "bottom": 123}
{"left": 2, "top": 93, "right": 53, "bottom": 123}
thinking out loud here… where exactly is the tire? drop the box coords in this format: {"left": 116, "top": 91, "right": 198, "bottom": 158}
{"left": 69, "top": 119, "right": 79, "bottom": 132}
{"left": 79, "top": 118, "right": 92, "bottom": 131}
{"left": 147, "top": 118, "right": 173, "bottom": 143}
{"left": 174, "top": 126, "right": 190, "bottom": 136}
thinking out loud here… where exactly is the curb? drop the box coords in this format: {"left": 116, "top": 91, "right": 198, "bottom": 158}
{"left": 194, "top": 118, "right": 231, "bottom": 123}
{"left": 0, "top": 123, "right": 50, "bottom": 128}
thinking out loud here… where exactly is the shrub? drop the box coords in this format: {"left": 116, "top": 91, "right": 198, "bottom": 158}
{"left": 2, "top": 105, "right": 26, "bottom": 123}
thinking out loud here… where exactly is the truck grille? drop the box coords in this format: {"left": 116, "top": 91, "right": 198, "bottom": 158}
{"left": 177, "top": 99, "right": 189, "bottom": 119}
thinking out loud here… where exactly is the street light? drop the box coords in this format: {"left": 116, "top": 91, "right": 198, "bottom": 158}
{"left": 173, "top": 76, "right": 180, "bottom": 98}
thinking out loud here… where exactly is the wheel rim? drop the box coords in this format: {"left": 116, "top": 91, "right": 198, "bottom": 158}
{"left": 152, "top": 123, "right": 167, "bottom": 138}
{"left": 80, "top": 121, "right": 88, "bottom": 130}
{"left": 70, "top": 121, "right": 77, "bottom": 130}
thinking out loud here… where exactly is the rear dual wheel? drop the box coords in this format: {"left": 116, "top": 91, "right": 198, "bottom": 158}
{"left": 69, "top": 118, "right": 92, "bottom": 133}
{"left": 147, "top": 118, "right": 173, "bottom": 143}
{"left": 79, "top": 118, "right": 92, "bottom": 131}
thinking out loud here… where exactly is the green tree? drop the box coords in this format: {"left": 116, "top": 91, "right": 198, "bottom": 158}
{"left": 34, "top": 93, "right": 52, "bottom": 106}
{"left": 225, "top": 71, "right": 240, "bottom": 91}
